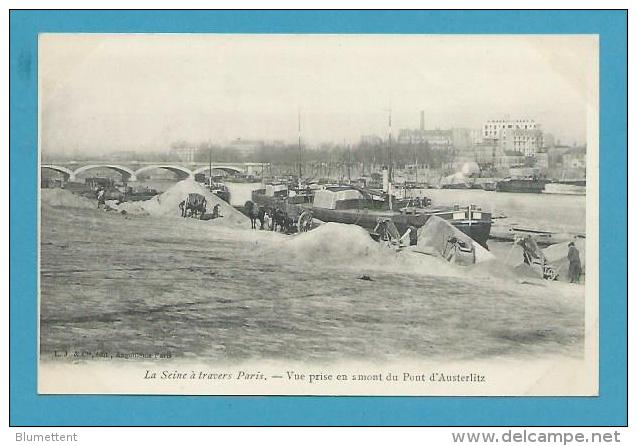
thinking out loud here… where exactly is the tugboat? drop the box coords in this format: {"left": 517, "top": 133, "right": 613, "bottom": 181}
{"left": 495, "top": 176, "right": 551, "bottom": 193}
{"left": 480, "top": 180, "right": 497, "bottom": 191}
{"left": 495, "top": 167, "right": 551, "bottom": 193}
{"left": 439, "top": 172, "right": 470, "bottom": 189}
{"left": 195, "top": 172, "right": 231, "bottom": 203}
{"left": 207, "top": 179, "right": 231, "bottom": 203}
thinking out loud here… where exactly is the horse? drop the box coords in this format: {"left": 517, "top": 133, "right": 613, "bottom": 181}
{"left": 244, "top": 200, "right": 261, "bottom": 229}
{"left": 257, "top": 206, "right": 268, "bottom": 230}
{"left": 273, "top": 208, "right": 290, "bottom": 233}
{"left": 184, "top": 193, "right": 207, "bottom": 218}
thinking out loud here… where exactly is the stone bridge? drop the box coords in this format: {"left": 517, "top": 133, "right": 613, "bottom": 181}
{"left": 41, "top": 162, "right": 268, "bottom": 182}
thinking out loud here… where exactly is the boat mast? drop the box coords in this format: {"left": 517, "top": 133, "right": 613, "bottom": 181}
{"left": 347, "top": 142, "right": 352, "bottom": 182}
{"left": 388, "top": 108, "right": 393, "bottom": 183}
{"left": 208, "top": 148, "right": 212, "bottom": 188}
{"left": 387, "top": 108, "right": 393, "bottom": 210}
{"left": 298, "top": 110, "right": 302, "bottom": 184}
{"left": 415, "top": 158, "right": 419, "bottom": 186}
{"left": 411, "top": 135, "right": 418, "bottom": 185}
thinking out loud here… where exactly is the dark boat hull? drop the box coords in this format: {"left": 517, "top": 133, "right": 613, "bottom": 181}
{"left": 252, "top": 190, "right": 491, "bottom": 248}
{"left": 555, "top": 179, "right": 586, "bottom": 187}
{"left": 441, "top": 183, "right": 470, "bottom": 190}
{"left": 448, "top": 220, "right": 492, "bottom": 248}
{"left": 214, "top": 190, "right": 231, "bottom": 203}
{"left": 310, "top": 207, "right": 491, "bottom": 248}
{"left": 496, "top": 179, "right": 550, "bottom": 193}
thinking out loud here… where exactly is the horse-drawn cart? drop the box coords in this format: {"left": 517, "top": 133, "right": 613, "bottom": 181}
{"left": 245, "top": 198, "right": 314, "bottom": 234}
{"left": 282, "top": 202, "right": 314, "bottom": 233}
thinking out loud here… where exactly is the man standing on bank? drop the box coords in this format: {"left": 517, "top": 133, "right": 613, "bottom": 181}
{"left": 567, "top": 241, "right": 582, "bottom": 284}
{"left": 97, "top": 187, "right": 106, "bottom": 209}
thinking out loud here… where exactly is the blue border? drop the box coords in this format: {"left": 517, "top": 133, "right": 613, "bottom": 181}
{"left": 9, "top": 10, "right": 627, "bottom": 426}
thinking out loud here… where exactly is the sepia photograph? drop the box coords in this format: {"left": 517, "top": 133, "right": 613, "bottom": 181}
{"left": 37, "top": 33, "right": 599, "bottom": 395}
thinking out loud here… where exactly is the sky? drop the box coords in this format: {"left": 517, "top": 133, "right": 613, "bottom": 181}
{"left": 39, "top": 34, "right": 598, "bottom": 156}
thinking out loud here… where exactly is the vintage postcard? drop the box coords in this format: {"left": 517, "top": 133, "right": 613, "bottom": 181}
{"left": 37, "top": 33, "right": 598, "bottom": 395}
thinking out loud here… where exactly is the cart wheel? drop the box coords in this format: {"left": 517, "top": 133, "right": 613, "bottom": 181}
{"left": 298, "top": 211, "right": 313, "bottom": 232}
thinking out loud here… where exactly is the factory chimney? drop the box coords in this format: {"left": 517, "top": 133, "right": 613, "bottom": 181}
{"left": 420, "top": 110, "right": 425, "bottom": 131}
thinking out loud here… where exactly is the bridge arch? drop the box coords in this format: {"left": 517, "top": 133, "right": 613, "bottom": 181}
{"left": 41, "top": 164, "right": 76, "bottom": 181}
{"left": 134, "top": 165, "right": 193, "bottom": 180}
{"left": 73, "top": 164, "right": 138, "bottom": 182}
{"left": 192, "top": 165, "right": 242, "bottom": 176}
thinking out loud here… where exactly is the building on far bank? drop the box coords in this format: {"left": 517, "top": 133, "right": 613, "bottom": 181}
{"left": 397, "top": 128, "right": 453, "bottom": 150}
{"left": 228, "top": 139, "right": 263, "bottom": 157}
{"left": 360, "top": 134, "right": 383, "bottom": 146}
{"left": 473, "top": 140, "right": 499, "bottom": 166}
{"left": 535, "top": 151, "right": 550, "bottom": 169}
{"left": 396, "top": 110, "right": 454, "bottom": 150}
{"left": 451, "top": 128, "right": 473, "bottom": 150}
{"left": 470, "top": 129, "right": 484, "bottom": 145}
{"left": 501, "top": 127, "right": 543, "bottom": 157}
{"left": 482, "top": 119, "right": 543, "bottom": 157}
{"left": 110, "top": 150, "right": 137, "bottom": 161}
{"left": 170, "top": 146, "right": 198, "bottom": 163}
{"left": 543, "top": 132, "right": 556, "bottom": 150}
{"left": 563, "top": 150, "right": 586, "bottom": 169}
{"left": 482, "top": 119, "right": 538, "bottom": 138}
{"left": 496, "top": 153, "right": 527, "bottom": 169}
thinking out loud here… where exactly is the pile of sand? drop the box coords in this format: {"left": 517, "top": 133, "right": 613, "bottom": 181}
{"left": 41, "top": 189, "right": 95, "bottom": 209}
{"left": 413, "top": 216, "right": 494, "bottom": 265}
{"left": 279, "top": 222, "right": 459, "bottom": 277}
{"left": 285, "top": 222, "right": 380, "bottom": 261}
{"left": 119, "top": 179, "right": 249, "bottom": 227}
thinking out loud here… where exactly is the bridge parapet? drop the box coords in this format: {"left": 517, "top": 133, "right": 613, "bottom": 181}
{"left": 41, "top": 164, "right": 77, "bottom": 182}
{"left": 73, "top": 164, "right": 138, "bottom": 182}
{"left": 135, "top": 165, "right": 193, "bottom": 180}
{"left": 42, "top": 162, "right": 270, "bottom": 181}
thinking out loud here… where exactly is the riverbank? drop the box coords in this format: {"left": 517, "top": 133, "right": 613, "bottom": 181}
{"left": 40, "top": 191, "right": 585, "bottom": 363}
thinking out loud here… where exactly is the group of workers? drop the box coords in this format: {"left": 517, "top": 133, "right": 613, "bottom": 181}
{"left": 519, "top": 234, "right": 582, "bottom": 283}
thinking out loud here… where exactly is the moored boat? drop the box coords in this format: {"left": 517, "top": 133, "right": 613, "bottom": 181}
{"left": 208, "top": 181, "right": 231, "bottom": 203}
{"left": 441, "top": 182, "right": 470, "bottom": 190}
{"left": 481, "top": 181, "right": 497, "bottom": 191}
{"left": 123, "top": 185, "right": 159, "bottom": 202}
{"left": 495, "top": 177, "right": 551, "bottom": 193}
{"left": 253, "top": 185, "right": 492, "bottom": 248}
{"left": 542, "top": 183, "right": 586, "bottom": 195}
